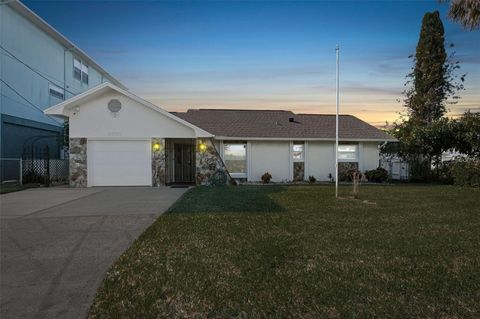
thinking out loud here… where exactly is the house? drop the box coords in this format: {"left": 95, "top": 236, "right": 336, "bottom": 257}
{"left": 45, "top": 83, "right": 395, "bottom": 187}
{"left": 0, "top": 0, "right": 124, "bottom": 180}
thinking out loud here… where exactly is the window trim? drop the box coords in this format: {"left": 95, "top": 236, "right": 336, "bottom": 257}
{"left": 222, "top": 141, "right": 247, "bottom": 178}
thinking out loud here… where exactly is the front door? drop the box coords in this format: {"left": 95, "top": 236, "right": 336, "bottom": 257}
{"left": 174, "top": 143, "right": 194, "bottom": 183}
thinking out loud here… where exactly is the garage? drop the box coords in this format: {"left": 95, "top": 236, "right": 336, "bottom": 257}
{"left": 87, "top": 140, "right": 151, "bottom": 187}
{"left": 44, "top": 83, "right": 213, "bottom": 187}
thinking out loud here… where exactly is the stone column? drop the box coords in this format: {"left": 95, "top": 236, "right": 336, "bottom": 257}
{"left": 69, "top": 138, "right": 87, "bottom": 187}
{"left": 152, "top": 138, "right": 166, "bottom": 186}
{"left": 195, "top": 139, "right": 232, "bottom": 186}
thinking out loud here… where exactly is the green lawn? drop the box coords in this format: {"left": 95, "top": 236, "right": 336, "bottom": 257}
{"left": 89, "top": 185, "right": 480, "bottom": 318}
{"left": 0, "top": 183, "right": 25, "bottom": 194}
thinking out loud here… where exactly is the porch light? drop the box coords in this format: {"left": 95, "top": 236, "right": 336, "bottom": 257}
{"left": 199, "top": 142, "right": 207, "bottom": 152}
{"left": 152, "top": 142, "right": 161, "bottom": 151}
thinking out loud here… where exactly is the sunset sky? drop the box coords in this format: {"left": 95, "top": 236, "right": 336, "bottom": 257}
{"left": 25, "top": 0, "right": 480, "bottom": 126}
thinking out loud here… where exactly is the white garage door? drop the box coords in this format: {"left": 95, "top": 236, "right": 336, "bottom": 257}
{"left": 88, "top": 140, "right": 151, "bottom": 186}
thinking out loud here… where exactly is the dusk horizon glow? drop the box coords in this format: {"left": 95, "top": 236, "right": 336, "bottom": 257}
{"left": 24, "top": 0, "right": 480, "bottom": 126}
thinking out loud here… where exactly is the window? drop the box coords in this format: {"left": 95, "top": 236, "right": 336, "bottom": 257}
{"left": 74, "top": 57, "right": 89, "bottom": 84}
{"left": 49, "top": 83, "right": 64, "bottom": 100}
{"left": 73, "top": 58, "right": 81, "bottom": 80}
{"left": 81, "top": 63, "right": 89, "bottom": 84}
{"left": 223, "top": 142, "right": 247, "bottom": 177}
{"left": 293, "top": 142, "right": 304, "bottom": 161}
{"left": 338, "top": 145, "right": 357, "bottom": 161}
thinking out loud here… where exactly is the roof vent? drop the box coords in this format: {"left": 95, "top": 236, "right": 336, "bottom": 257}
{"left": 289, "top": 117, "right": 295, "bottom": 122}
{"left": 108, "top": 99, "right": 122, "bottom": 113}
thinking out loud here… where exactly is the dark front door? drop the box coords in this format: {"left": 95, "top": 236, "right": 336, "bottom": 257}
{"left": 174, "top": 143, "right": 194, "bottom": 183}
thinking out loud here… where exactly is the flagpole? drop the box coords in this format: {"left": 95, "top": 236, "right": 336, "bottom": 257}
{"left": 335, "top": 45, "right": 339, "bottom": 198}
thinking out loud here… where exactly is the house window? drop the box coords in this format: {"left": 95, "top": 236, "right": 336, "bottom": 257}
{"left": 293, "top": 142, "right": 304, "bottom": 162}
{"left": 74, "top": 57, "right": 89, "bottom": 84}
{"left": 223, "top": 142, "right": 247, "bottom": 177}
{"left": 73, "top": 58, "right": 82, "bottom": 80}
{"left": 338, "top": 144, "right": 357, "bottom": 161}
{"left": 81, "top": 63, "right": 89, "bottom": 84}
{"left": 49, "top": 83, "right": 64, "bottom": 100}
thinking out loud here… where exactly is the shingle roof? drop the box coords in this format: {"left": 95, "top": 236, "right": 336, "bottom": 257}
{"left": 172, "top": 109, "right": 394, "bottom": 141}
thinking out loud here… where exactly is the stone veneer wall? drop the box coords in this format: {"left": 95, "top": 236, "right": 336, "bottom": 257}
{"left": 152, "top": 138, "right": 166, "bottom": 186}
{"left": 69, "top": 138, "right": 87, "bottom": 187}
{"left": 195, "top": 139, "right": 232, "bottom": 185}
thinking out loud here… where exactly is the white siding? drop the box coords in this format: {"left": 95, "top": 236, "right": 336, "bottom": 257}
{"left": 69, "top": 91, "right": 197, "bottom": 139}
{"left": 249, "top": 141, "right": 290, "bottom": 182}
{"left": 360, "top": 142, "right": 380, "bottom": 171}
{"left": 305, "top": 141, "right": 335, "bottom": 181}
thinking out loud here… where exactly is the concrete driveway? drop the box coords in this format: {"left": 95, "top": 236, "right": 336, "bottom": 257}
{"left": 0, "top": 186, "right": 187, "bottom": 319}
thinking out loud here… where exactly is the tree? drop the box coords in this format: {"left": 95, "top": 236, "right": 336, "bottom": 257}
{"left": 63, "top": 120, "right": 69, "bottom": 149}
{"left": 452, "top": 111, "right": 480, "bottom": 158}
{"left": 448, "top": 0, "right": 480, "bottom": 30}
{"left": 382, "top": 11, "right": 465, "bottom": 180}
{"left": 405, "top": 11, "right": 458, "bottom": 125}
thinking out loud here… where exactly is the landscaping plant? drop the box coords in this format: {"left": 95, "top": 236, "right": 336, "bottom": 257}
{"left": 364, "top": 167, "right": 389, "bottom": 183}
{"left": 450, "top": 158, "right": 480, "bottom": 187}
{"left": 261, "top": 172, "right": 272, "bottom": 184}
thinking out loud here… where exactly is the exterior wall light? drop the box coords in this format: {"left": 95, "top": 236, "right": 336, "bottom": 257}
{"left": 152, "top": 142, "right": 161, "bottom": 151}
{"left": 199, "top": 142, "right": 207, "bottom": 152}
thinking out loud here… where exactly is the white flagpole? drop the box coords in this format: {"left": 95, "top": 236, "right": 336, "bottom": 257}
{"left": 335, "top": 45, "right": 339, "bottom": 198}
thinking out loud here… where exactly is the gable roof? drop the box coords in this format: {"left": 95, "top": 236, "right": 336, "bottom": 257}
{"left": 173, "top": 109, "right": 395, "bottom": 141}
{"left": 44, "top": 83, "right": 213, "bottom": 138}
{"left": 7, "top": 0, "right": 126, "bottom": 90}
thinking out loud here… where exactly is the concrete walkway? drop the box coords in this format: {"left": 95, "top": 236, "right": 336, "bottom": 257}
{"left": 0, "top": 186, "right": 187, "bottom": 319}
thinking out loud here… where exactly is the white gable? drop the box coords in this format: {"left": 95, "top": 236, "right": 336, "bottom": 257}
{"left": 44, "top": 83, "right": 212, "bottom": 139}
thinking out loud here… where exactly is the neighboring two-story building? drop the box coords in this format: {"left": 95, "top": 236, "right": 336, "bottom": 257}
{"left": 0, "top": 0, "right": 125, "bottom": 179}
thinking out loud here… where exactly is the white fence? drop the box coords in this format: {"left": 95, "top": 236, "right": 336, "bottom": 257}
{"left": 380, "top": 156, "right": 410, "bottom": 180}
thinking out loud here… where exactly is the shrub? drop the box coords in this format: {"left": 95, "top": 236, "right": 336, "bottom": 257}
{"left": 364, "top": 167, "right": 389, "bottom": 183}
{"left": 261, "top": 172, "right": 272, "bottom": 184}
{"left": 308, "top": 176, "right": 316, "bottom": 183}
{"left": 409, "top": 159, "right": 435, "bottom": 182}
{"left": 450, "top": 159, "right": 480, "bottom": 187}
{"left": 210, "top": 170, "right": 228, "bottom": 186}
{"left": 338, "top": 163, "right": 359, "bottom": 182}
{"left": 339, "top": 168, "right": 362, "bottom": 182}
{"left": 436, "top": 161, "right": 454, "bottom": 185}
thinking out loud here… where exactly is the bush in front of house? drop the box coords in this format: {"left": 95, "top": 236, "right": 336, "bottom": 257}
{"left": 364, "top": 167, "right": 389, "bottom": 183}
{"left": 308, "top": 176, "right": 316, "bottom": 183}
{"left": 210, "top": 170, "right": 228, "bottom": 186}
{"left": 339, "top": 168, "right": 362, "bottom": 182}
{"left": 450, "top": 158, "right": 480, "bottom": 187}
{"left": 261, "top": 172, "right": 272, "bottom": 184}
{"left": 436, "top": 161, "right": 454, "bottom": 185}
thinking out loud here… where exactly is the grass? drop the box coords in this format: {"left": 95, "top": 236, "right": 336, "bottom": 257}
{"left": 89, "top": 185, "right": 480, "bottom": 318}
{"left": 0, "top": 183, "right": 25, "bottom": 194}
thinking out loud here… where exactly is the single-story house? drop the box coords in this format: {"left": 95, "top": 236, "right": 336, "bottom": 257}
{"left": 44, "top": 82, "right": 395, "bottom": 187}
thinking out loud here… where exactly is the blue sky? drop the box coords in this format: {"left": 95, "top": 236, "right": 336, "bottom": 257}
{"left": 25, "top": 0, "right": 479, "bottom": 125}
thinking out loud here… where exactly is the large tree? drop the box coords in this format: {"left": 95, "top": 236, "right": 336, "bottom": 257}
{"left": 448, "top": 0, "right": 480, "bottom": 30}
{"left": 405, "top": 11, "right": 451, "bottom": 124}
{"left": 383, "top": 11, "right": 465, "bottom": 179}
